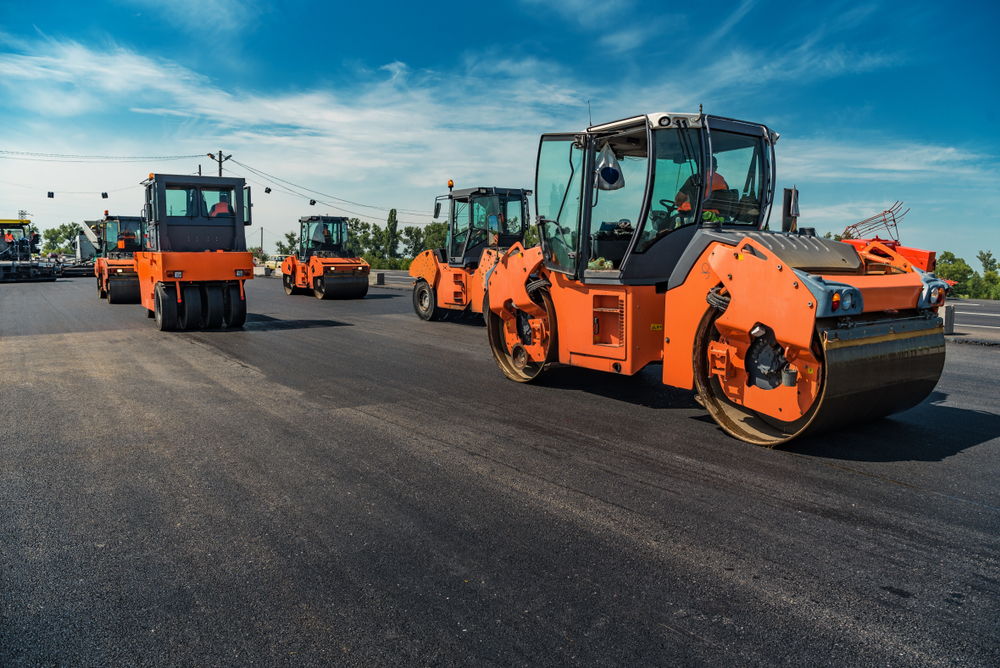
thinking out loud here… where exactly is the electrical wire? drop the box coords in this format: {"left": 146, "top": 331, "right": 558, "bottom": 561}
{"left": 0, "top": 150, "right": 203, "bottom": 163}
{"left": 230, "top": 158, "right": 429, "bottom": 216}
{"left": 222, "top": 166, "right": 432, "bottom": 227}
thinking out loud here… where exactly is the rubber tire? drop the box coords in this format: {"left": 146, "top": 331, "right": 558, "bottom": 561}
{"left": 178, "top": 285, "right": 204, "bottom": 330}
{"left": 413, "top": 280, "right": 446, "bottom": 321}
{"left": 224, "top": 284, "right": 247, "bottom": 329}
{"left": 203, "top": 285, "right": 225, "bottom": 329}
{"left": 154, "top": 283, "right": 178, "bottom": 331}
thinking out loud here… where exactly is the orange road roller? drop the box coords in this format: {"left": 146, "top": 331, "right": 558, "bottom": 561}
{"left": 483, "top": 112, "right": 948, "bottom": 446}
{"left": 409, "top": 184, "right": 531, "bottom": 320}
{"left": 92, "top": 212, "right": 143, "bottom": 303}
{"left": 281, "top": 216, "right": 370, "bottom": 299}
{"left": 135, "top": 173, "right": 254, "bottom": 331}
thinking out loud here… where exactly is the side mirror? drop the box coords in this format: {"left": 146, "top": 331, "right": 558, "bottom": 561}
{"left": 243, "top": 186, "right": 253, "bottom": 226}
{"left": 433, "top": 201, "right": 441, "bottom": 219}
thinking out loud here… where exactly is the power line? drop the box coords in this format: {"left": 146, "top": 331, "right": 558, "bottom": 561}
{"left": 0, "top": 150, "right": 204, "bottom": 162}
{"left": 230, "top": 158, "right": 428, "bottom": 216}
{"left": 222, "top": 166, "right": 431, "bottom": 226}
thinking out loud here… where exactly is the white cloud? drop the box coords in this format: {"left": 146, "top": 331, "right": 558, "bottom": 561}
{"left": 518, "top": 0, "right": 635, "bottom": 28}
{"left": 120, "top": 0, "right": 263, "bottom": 34}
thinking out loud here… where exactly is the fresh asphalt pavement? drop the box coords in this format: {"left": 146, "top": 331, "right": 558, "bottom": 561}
{"left": 1, "top": 277, "right": 998, "bottom": 666}
{"left": 950, "top": 298, "right": 1000, "bottom": 341}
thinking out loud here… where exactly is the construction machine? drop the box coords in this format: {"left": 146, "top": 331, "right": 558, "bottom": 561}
{"left": 409, "top": 184, "right": 531, "bottom": 320}
{"left": 0, "top": 219, "right": 59, "bottom": 282}
{"left": 483, "top": 112, "right": 948, "bottom": 446}
{"left": 280, "top": 216, "right": 370, "bottom": 299}
{"left": 86, "top": 213, "right": 144, "bottom": 303}
{"left": 839, "top": 202, "right": 936, "bottom": 272}
{"left": 135, "top": 173, "right": 253, "bottom": 330}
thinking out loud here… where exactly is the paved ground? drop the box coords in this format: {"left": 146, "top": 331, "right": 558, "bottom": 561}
{"left": 950, "top": 298, "right": 1000, "bottom": 343}
{"left": 1, "top": 277, "right": 998, "bottom": 666}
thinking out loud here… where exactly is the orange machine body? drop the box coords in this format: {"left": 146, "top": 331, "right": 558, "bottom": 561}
{"left": 410, "top": 247, "right": 502, "bottom": 314}
{"left": 409, "top": 185, "right": 531, "bottom": 320}
{"left": 135, "top": 250, "right": 253, "bottom": 311}
{"left": 483, "top": 112, "right": 947, "bottom": 445}
{"left": 281, "top": 216, "right": 369, "bottom": 299}
{"left": 138, "top": 173, "right": 254, "bottom": 330}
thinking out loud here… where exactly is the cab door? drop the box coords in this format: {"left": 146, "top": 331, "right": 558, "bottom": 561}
{"left": 536, "top": 135, "right": 585, "bottom": 277}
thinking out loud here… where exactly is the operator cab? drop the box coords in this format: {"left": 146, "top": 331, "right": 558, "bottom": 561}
{"left": 102, "top": 215, "right": 145, "bottom": 256}
{"left": 433, "top": 186, "right": 531, "bottom": 268}
{"left": 535, "top": 113, "right": 776, "bottom": 284}
{"left": 143, "top": 174, "right": 251, "bottom": 252}
{"left": 298, "top": 216, "right": 353, "bottom": 259}
{"left": 0, "top": 221, "right": 38, "bottom": 261}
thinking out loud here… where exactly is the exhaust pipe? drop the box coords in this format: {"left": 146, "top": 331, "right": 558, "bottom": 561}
{"left": 781, "top": 186, "right": 799, "bottom": 233}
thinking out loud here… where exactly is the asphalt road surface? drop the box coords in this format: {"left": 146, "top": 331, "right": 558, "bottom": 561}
{"left": 951, "top": 298, "right": 1000, "bottom": 339}
{"left": 2, "top": 277, "right": 998, "bottom": 666}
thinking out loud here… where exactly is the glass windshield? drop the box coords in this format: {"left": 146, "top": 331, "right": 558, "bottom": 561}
{"left": 537, "top": 137, "right": 584, "bottom": 273}
{"left": 1, "top": 227, "right": 26, "bottom": 240}
{"left": 166, "top": 186, "right": 197, "bottom": 216}
{"left": 107, "top": 219, "right": 142, "bottom": 251}
{"left": 165, "top": 186, "right": 236, "bottom": 218}
{"left": 304, "top": 219, "right": 347, "bottom": 255}
{"left": 471, "top": 194, "right": 526, "bottom": 244}
{"left": 204, "top": 188, "right": 235, "bottom": 218}
{"left": 635, "top": 128, "right": 765, "bottom": 252}
{"left": 589, "top": 129, "right": 648, "bottom": 270}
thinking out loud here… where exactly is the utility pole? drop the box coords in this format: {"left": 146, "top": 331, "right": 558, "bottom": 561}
{"left": 260, "top": 227, "right": 263, "bottom": 252}
{"left": 206, "top": 149, "right": 232, "bottom": 177}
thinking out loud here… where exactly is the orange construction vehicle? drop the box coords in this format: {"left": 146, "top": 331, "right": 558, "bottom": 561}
{"left": 135, "top": 173, "right": 254, "bottom": 330}
{"left": 838, "top": 201, "right": 937, "bottom": 272}
{"left": 91, "top": 212, "right": 144, "bottom": 303}
{"left": 409, "top": 184, "right": 531, "bottom": 320}
{"left": 483, "top": 112, "right": 948, "bottom": 446}
{"left": 280, "top": 216, "right": 369, "bottom": 299}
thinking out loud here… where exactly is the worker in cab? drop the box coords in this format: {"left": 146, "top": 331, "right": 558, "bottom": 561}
{"left": 208, "top": 192, "right": 234, "bottom": 218}
{"left": 3, "top": 230, "right": 14, "bottom": 243}
{"left": 675, "top": 156, "right": 729, "bottom": 214}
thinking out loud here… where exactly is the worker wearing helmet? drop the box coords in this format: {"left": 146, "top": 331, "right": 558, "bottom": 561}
{"left": 675, "top": 156, "right": 729, "bottom": 214}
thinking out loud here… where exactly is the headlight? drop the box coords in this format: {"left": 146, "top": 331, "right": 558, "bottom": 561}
{"left": 841, "top": 291, "right": 854, "bottom": 310}
{"left": 930, "top": 286, "right": 942, "bottom": 304}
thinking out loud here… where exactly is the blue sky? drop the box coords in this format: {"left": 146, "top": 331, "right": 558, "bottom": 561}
{"left": 1, "top": 0, "right": 997, "bottom": 261}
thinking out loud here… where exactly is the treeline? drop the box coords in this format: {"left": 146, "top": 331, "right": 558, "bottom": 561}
{"left": 273, "top": 210, "right": 448, "bottom": 270}
{"left": 936, "top": 250, "right": 1000, "bottom": 299}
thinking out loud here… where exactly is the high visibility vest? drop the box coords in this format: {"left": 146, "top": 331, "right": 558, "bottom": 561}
{"left": 678, "top": 173, "right": 729, "bottom": 212}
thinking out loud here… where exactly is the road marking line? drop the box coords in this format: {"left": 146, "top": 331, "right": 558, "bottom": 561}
{"left": 960, "top": 324, "right": 1000, "bottom": 330}
{"left": 956, "top": 312, "right": 1000, "bottom": 317}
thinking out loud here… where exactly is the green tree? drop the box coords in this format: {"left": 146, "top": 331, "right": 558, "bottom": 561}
{"left": 274, "top": 231, "right": 298, "bottom": 256}
{"left": 523, "top": 222, "right": 540, "bottom": 247}
{"left": 347, "top": 218, "right": 374, "bottom": 256}
{"left": 977, "top": 250, "right": 997, "bottom": 274}
{"left": 381, "top": 209, "right": 400, "bottom": 258}
{"left": 248, "top": 246, "right": 268, "bottom": 264}
{"left": 41, "top": 222, "right": 83, "bottom": 254}
{"left": 935, "top": 251, "right": 976, "bottom": 295}
{"left": 421, "top": 221, "right": 448, "bottom": 251}
{"left": 400, "top": 225, "right": 425, "bottom": 257}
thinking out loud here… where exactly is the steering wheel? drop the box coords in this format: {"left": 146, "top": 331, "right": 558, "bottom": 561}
{"left": 658, "top": 198, "right": 676, "bottom": 209}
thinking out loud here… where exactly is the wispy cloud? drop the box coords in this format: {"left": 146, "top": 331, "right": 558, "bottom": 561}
{"left": 120, "top": 0, "right": 263, "bottom": 34}
{"left": 518, "top": 0, "right": 635, "bottom": 28}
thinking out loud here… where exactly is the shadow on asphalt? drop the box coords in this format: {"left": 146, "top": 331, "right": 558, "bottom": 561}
{"left": 237, "top": 314, "right": 353, "bottom": 332}
{"left": 536, "top": 364, "right": 700, "bottom": 410}
{"left": 360, "top": 293, "right": 403, "bottom": 299}
{"left": 791, "top": 392, "right": 1000, "bottom": 462}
